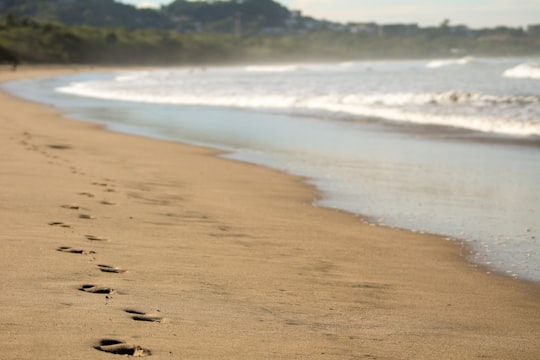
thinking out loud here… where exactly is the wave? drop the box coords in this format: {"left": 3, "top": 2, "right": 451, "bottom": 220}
{"left": 312, "top": 102, "right": 539, "bottom": 136}
{"left": 57, "top": 78, "right": 540, "bottom": 137}
{"left": 426, "top": 56, "right": 480, "bottom": 69}
{"left": 503, "top": 63, "right": 540, "bottom": 79}
{"left": 55, "top": 61, "right": 540, "bottom": 138}
{"left": 244, "top": 65, "right": 303, "bottom": 73}
{"left": 244, "top": 63, "right": 361, "bottom": 73}
{"left": 114, "top": 71, "right": 150, "bottom": 82}
{"left": 299, "top": 94, "right": 540, "bottom": 136}
{"left": 341, "top": 91, "right": 540, "bottom": 107}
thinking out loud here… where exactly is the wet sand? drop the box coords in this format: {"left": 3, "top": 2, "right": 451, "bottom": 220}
{"left": 1, "top": 65, "right": 539, "bottom": 359}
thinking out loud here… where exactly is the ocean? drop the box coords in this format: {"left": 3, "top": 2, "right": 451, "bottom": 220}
{"left": 3, "top": 57, "right": 540, "bottom": 282}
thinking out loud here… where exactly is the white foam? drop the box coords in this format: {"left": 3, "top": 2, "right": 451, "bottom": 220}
{"left": 426, "top": 56, "right": 479, "bottom": 69}
{"left": 302, "top": 96, "right": 540, "bottom": 136}
{"left": 56, "top": 62, "right": 540, "bottom": 137}
{"left": 58, "top": 81, "right": 540, "bottom": 137}
{"left": 114, "top": 72, "right": 148, "bottom": 82}
{"left": 244, "top": 65, "right": 302, "bottom": 73}
{"left": 503, "top": 63, "right": 540, "bottom": 79}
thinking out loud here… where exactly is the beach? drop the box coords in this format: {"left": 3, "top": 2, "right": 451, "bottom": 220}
{"left": 1, "top": 66, "right": 539, "bottom": 359}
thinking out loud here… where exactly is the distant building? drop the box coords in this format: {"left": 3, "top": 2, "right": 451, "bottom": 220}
{"left": 348, "top": 22, "right": 378, "bottom": 36}
{"left": 285, "top": 10, "right": 301, "bottom": 29}
{"left": 328, "top": 23, "right": 347, "bottom": 32}
{"left": 527, "top": 24, "right": 540, "bottom": 36}
{"left": 303, "top": 20, "right": 318, "bottom": 30}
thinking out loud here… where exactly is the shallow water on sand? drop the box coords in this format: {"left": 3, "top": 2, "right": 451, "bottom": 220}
{"left": 3, "top": 60, "right": 540, "bottom": 282}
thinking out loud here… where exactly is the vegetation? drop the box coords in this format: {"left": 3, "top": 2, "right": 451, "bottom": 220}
{"left": 0, "top": 0, "right": 539, "bottom": 65}
{"left": 163, "top": 0, "right": 290, "bottom": 31}
{"left": 0, "top": 0, "right": 172, "bottom": 29}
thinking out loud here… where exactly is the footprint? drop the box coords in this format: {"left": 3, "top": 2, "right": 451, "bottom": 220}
{"left": 48, "top": 221, "right": 71, "bottom": 228}
{"left": 97, "top": 264, "right": 127, "bottom": 274}
{"left": 79, "top": 192, "right": 95, "bottom": 198}
{"left": 124, "top": 309, "right": 165, "bottom": 323}
{"left": 79, "top": 284, "right": 115, "bottom": 294}
{"left": 61, "top": 204, "right": 80, "bottom": 210}
{"left": 79, "top": 214, "right": 95, "bottom": 219}
{"left": 47, "top": 144, "right": 72, "bottom": 150}
{"left": 101, "top": 200, "right": 116, "bottom": 206}
{"left": 86, "top": 235, "right": 107, "bottom": 241}
{"left": 56, "top": 246, "right": 94, "bottom": 255}
{"left": 94, "top": 339, "right": 151, "bottom": 357}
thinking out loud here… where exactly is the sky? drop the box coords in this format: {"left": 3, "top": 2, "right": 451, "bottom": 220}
{"left": 120, "top": 0, "right": 540, "bottom": 29}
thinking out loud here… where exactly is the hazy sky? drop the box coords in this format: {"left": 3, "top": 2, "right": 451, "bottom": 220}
{"left": 120, "top": 0, "right": 540, "bottom": 28}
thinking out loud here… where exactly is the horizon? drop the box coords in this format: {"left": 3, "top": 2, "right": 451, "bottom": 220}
{"left": 118, "top": 0, "right": 540, "bottom": 29}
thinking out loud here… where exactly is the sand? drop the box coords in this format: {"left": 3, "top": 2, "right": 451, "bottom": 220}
{"left": 0, "top": 65, "right": 539, "bottom": 359}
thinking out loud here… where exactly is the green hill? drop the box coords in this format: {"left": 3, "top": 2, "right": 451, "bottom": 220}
{"left": 163, "top": 0, "right": 290, "bottom": 31}
{"left": 0, "top": 0, "right": 171, "bottom": 29}
{"left": 0, "top": 0, "right": 291, "bottom": 31}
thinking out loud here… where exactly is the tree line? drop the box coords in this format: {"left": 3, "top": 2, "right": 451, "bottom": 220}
{"left": 1, "top": 12, "right": 539, "bottom": 66}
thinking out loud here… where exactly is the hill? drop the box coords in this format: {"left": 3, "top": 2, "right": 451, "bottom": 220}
{"left": 0, "top": 0, "right": 172, "bottom": 29}
{"left": 0, "top": 0, "right": 291, "bottom": 31}
{"left": 163, "top": 0, "right": 290, "bottom": 32}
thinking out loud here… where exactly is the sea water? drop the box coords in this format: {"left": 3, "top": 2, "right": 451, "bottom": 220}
{"left": 3, "top": 57, "right": 540, "bottom": 282}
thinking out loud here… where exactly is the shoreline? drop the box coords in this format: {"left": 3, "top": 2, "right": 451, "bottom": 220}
{"left": 1, "top": 65, "right": 539, "bottom": 359}
{"left": 8, "top": 65, "right": 539, "bottom": 282}
{"left": 6, "top": 65, "right": 540, "bottom": 283}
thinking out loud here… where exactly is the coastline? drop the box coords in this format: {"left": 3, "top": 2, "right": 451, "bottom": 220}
{"left": 1, "top": 65, "right": 539, "bottom": 359}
